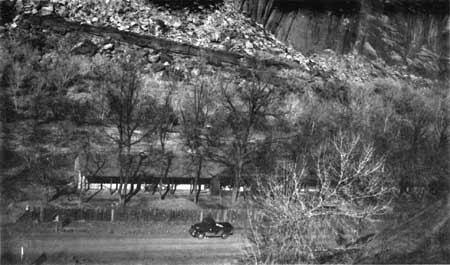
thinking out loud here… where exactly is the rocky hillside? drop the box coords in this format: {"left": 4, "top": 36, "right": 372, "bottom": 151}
{"left": 0, "top": 0, "right": 447, "bottom": 197}
{"left": 240, "top": 0, "right": 450, "bottom": 80}
{"left": 2, "top": 0, "right": 444, "bottom": 84}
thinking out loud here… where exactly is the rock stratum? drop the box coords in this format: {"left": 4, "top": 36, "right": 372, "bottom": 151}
{"left": 240, "top": 0, "right": 450, "bottom": 80}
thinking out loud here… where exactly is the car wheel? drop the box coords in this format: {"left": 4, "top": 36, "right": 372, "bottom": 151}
{"left": 221, "top": 233, "right": 229, "bottom": 239}
{"left": 197, "top": 233, "right": 205, "bottom": 239}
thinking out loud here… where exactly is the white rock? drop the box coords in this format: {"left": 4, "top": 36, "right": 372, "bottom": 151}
{"left": 390, "top": 51, "right": 403, "bottom": 64}
{"left": 41, "top": 6, "right": 54, "bottom": 16}
{"left": 148, "top": 54, "right": 160, "bottom": 63}
{"left": 173, "top": 21, "right": 182, "bottom": 28}
{"left": 191, "top": 68, "right": 200, "bottom": 76}
{"left": 102, "top": 43, "right": 114, "bottom": 50}
{"left": 244, "top": 48, "right": 254, "bottom": 56}
{"left": 210, "top": 31, "right": 221, "bottom": 43}
{"left": 363, "top": 42, "right": 377, "bottom": 59}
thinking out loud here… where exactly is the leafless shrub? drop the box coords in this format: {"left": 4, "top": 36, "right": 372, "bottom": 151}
{"left": 245, "top": 132, "right": 395, "bottom": 264}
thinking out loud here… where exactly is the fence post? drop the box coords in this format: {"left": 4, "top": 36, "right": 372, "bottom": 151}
{"left": 111, "top": 208, "right": 115, "bottom": 222}
{"left": 199, "top": 210, "right": 203, "bottom": 221}
{"left": 216, "top": 210, "right": 221, "bottom": 221}
{"left": 39, "top": 206, "right": 44, "bottom": 223}
{"left": 223, "top": 209, "right": 228, "bottom": 222}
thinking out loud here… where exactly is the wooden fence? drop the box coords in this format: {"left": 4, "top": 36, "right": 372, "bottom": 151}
{"left": 30, "top": 206, "right": 251, "bottom": 227}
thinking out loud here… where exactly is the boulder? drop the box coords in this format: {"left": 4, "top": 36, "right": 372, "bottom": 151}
{"left": 56, "top": 6, "right": 68, "bottom": 17}
{"left": 172, "top": 20, "right": 182, "bottom": 29}
{"left": 245, "top": 40, "right": 254, "bottom": 49}
{"left": 151, "top": 62, "right": 166, "bottom": 72}
{"left": 40, "top": 5, "right": 54, "bottom": 16}
{"left": 159, "top": 52, "right": 173, "bottom": 64}
{"left": 100, "top": 43, "right": 114, "bottom": 53}
{"left": 363, "top": 42, "right": 378, "bottom": 60}
{"left": 153, "top": 18, "right": 168, "bottom": 34}
{"left": 390, "top": 51, "right": 403, "bottom": 64}
{"left": 71, "top": 39, "right": 98, "bottom": 56}
{"left": 210, "top": 30, "right": 222, "bottom": 43}
{"left": 148, "top": 53, "right": 160, "bottom": 63}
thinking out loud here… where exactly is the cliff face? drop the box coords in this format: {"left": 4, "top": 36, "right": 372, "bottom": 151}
{"left": 240, "top": 0, "right": 450, "bottom": 80}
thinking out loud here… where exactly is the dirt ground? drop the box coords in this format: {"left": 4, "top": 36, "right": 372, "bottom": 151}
{"left": 1, "top": 189, "right": 251, "bottom": 264}
{"left": 1, "top": 223, "right": 248, "bottom": 265}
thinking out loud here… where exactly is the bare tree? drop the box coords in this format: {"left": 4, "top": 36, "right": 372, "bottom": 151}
{"left": 154, "top": 85, "right": 177, "bottom": 200}
{"left": 204, "top": 75, "right": 279, "bottom": 203}
{"left": 180, "top": 76, "right": 211, "bottom": 203}
{"left": 247, "top": 132, "right": 395, "bottom": 263}
{"left": 99, "top": 57, "right": 157, "bottom": 206}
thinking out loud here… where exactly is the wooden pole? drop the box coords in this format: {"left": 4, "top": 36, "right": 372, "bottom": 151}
{"left": 216, "top": 210, "right": 221, "bottom": 221}
{"left": 111, "top": 208, "right": 115, "bottom": 222}
{"left": 39, "top": 206, "right": 44, "bottom": 223}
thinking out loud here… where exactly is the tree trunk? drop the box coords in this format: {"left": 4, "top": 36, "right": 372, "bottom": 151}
{"left": 109, "top": 179, "right": 117, "bottom": 194}
{"left": 118, "top": 146, "right": 125, "bottom": 206}
{"left": 231, "top": 165, "right": 242, "bottom": 204}
{"left": 119, "top": 183, "right": 126, "bottom": 206}
{"left": 196, "top": 184, "right": 201, "bottom": 204}
{"left": 170, "top": 184, "right": 177, "bottom": 195}
{"left": 190, "top": 178, "right": 195, "bottom": 194}
{"left": 151, "top": 181, "right": 159, "bottom": 195}
{"left": 210, "top": 176, "right": 221, "bottom": 196}
{"left": 160, "top": 155, "right": 173, "bottom": 200}
{"left": 193, "top": 156, "right": 203, "bottom": 204}
{"left": 125, "top": 182, "right": 141, "bottom": 203}
{"left": 160, "top": 183, "right": 171, "bottom": 200}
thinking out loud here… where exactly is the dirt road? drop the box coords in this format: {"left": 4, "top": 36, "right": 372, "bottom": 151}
{"left": 2, "top": 233, "right": 248, "bottom": 264}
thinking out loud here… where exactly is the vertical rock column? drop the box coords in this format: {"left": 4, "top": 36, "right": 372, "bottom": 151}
{"left": 240, "top": 0, "right": 274, "bottom": 24}
{"left": 354, "top": 0, "right": 371, "bottom": 54}
{"left": 439, "top": 10, "right": 450, "bottom": 82}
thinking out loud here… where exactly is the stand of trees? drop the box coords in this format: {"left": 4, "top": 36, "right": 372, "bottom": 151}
{"left": 1, "top": 37, "right": 448, "bottom": 211}
{"left": 243, "top": 78, "right": 450, "bottom": 263}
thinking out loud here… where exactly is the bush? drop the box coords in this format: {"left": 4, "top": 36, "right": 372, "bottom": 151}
{"left": 246, "top": 133, "right": 394, "bottom": 264}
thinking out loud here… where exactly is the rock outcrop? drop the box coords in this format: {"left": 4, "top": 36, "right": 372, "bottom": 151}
{"left": 239, "top": 0, "right": 450, "bottom": 80}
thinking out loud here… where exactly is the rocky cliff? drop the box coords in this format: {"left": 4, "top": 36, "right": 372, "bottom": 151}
{"left": 239, "top": 0, "right": 450, "bottom": 80}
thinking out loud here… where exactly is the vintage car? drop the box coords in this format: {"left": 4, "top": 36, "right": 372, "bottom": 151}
{"left": 189, "top": 216, "right": 233, "bottom": 239}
